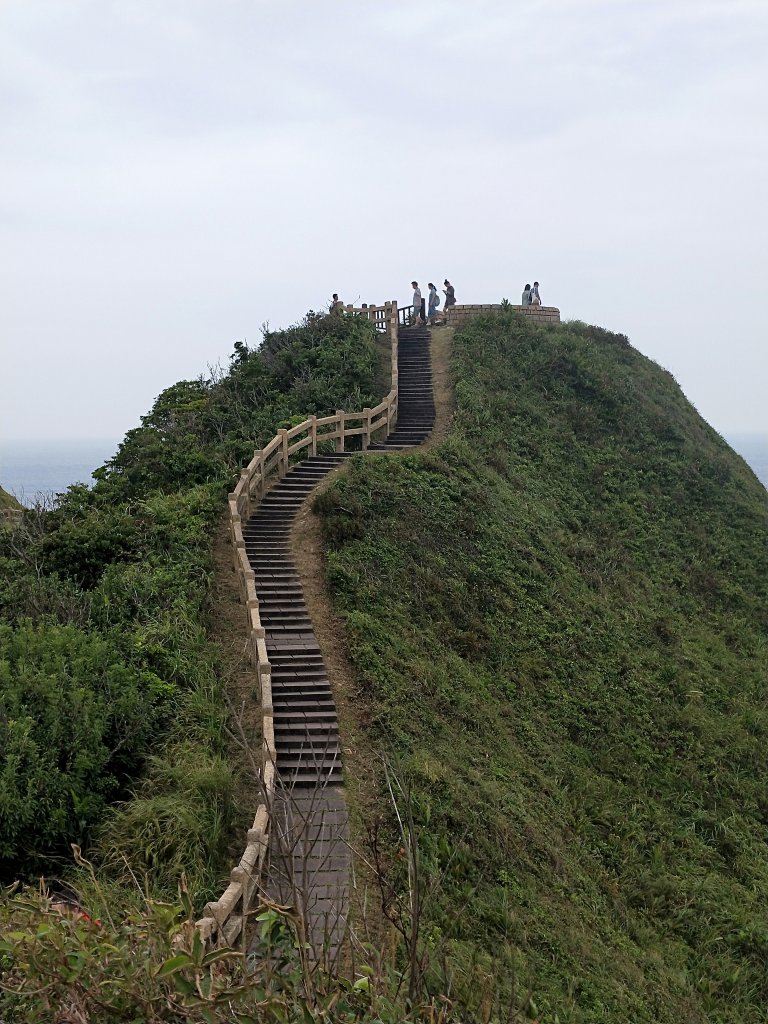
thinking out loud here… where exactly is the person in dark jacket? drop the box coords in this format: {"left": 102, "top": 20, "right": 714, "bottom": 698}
{"left": 443, "top": 279, "right": 456, "bottom": 307}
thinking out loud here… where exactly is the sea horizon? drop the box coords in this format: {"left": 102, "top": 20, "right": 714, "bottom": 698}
{"left": 1, "top": 432, "right": 766, "bottom": 507}
{"left": 0, "top": 437, "right": 120, "bottom": 507}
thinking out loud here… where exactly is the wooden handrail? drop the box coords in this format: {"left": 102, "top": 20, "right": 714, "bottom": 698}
{"left": 196, "top": 297, "right": 402, "bottom": 948}
{"left": 398, "top": 304, "right": 415, "bottom": 327}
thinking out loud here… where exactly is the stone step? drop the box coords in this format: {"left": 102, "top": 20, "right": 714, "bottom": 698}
{"left": 269, "top": 661, "right": 326, "bottom": 673}
{"left": 273, "top": 685, "right": 333, "bottom": 698}
{"left": 268, "top": 638, "right": 322, "bottom": 652}
{"left": 272, "top": 666, "right": 330, "bottom": 679}
{"left": 274, "top": 693, "right": 334, "bottom": 708}
{"left": 274, "top": 707, "right": 337, "bottom": 721}
{"left": 273, "top": 699, "right": 337, "bottom": 714}
{"left": 250, "top": 551, "right": 295, "bottom": 560}
{"left": 260, "top": 611, "right": 312, "bottom": 623}
{"left": 273, "top": 726, "right": 340, "bottom": 742}
{"left": 252, "top": 573, "right": 301, "bottom": 581}
{"left": 259, "top": 605, "right": 310, "bottom": 617}
{"left": 264, "top": 623, "right": 315, "bottom": 635}
{"left": 270, "top": 664, "right": 326, "bottom": 677}
{"left": 276, "top": 749, "right": 342, "bottom": 767}
{"left": 274, "top": 714, "right": 339, "bottom": 728}
{"left": 268, "top": 649, "right": 324, "bottom": 662}
{"left": 279, "top": 768, "right": 344, "bottom": 787}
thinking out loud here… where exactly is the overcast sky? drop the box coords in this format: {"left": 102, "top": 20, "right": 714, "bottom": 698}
{"left": 1, "top": 0, "right": 766, "bottom": 445}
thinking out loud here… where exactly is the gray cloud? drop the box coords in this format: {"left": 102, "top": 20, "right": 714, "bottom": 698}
{"left": 1, "top": 0, "right": 766, "bottom": 440}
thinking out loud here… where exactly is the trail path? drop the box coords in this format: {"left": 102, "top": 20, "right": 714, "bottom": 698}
{"left": 243, "top": 324, "right": 437, "bottom": 960}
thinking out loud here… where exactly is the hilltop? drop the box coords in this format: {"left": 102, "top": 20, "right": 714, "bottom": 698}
{"left": 315, "top": 313, "right": 768, "bottom": 1022}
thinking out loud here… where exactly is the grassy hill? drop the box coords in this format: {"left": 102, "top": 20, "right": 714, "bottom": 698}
{"left": 315, "top": 314, "right": 768, "bottom": 1022}
{"left": 0, "top": 485, "right": 21, "bottom": 511}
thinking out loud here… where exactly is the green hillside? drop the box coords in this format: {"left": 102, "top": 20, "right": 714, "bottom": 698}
{"left": 0, "top": 312, "right": 381, "bottom": 890}
{"left": 0, "top": 485, "right": 21, "bottom": 511}
{"left": 316, "top": 314, "right": 768, "bottom": 1022}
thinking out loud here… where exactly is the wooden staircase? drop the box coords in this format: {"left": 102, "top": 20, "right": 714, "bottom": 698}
{"left": 371, "top": 323, "right": 435, "bottom": 450}
{"left": 242, "top": 326, "right": 436, "bottom": 787}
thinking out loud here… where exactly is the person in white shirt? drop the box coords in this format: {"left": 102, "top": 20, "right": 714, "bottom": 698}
{"left": 531, "top": 282, "right": 542, "bottom": 306}
{"left": 411, "top": 281, "right": 423, "bottom": 324}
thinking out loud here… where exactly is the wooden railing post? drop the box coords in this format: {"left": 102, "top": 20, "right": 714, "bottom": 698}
{"left": 336, "top": 411, "right": 345, "bottom": 453}
{"left": 257, "top": 452, "right": 265, "bottom": 498}
{"left": 362, "top": 408, "right": 371, "bottom": 451}
{"left": 279, "top": 429, "right": 288, "bottom": 477}
{"left": 310, "top": 415, "right": 317, "bottom": 456}
{"left": 239, "top": 468, "right": 251, "bottom": 519}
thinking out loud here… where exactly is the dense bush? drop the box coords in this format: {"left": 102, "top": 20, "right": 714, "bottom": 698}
{"left": 0, "top": 881, "right": 474, "bottom": 1024}
{"left": 98, "top": 311, "right": 380, "bottom": 498}
{"left": 0, "top": 622, "right": 168, "bottom": 877}
{"left": 0, "top": 311, "right": 381, "bottom": 889}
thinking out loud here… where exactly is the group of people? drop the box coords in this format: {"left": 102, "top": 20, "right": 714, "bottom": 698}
{"left": 411, "top": 279, "right": 455, "bottom": 325}
{"left": 331, "top": 278, "right": 541, "bottom": 321}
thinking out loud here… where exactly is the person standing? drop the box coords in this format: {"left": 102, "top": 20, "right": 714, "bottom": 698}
{"left": 411, "top": 281, "right": 423, "bottom": 324}
{"left": 531, "top": 281, "right": 542, "bottom": 306}
{"left": 330, "top": 293, "right": 344, "bottom": 315}
{"left": 427, "top": 282, "right": 440, "bottom": 323}
{"left": 443, "top": 279, "right": 456, "bottom": 308}
{"left": 522, "top": 284, "right": 532, "bottom": 306}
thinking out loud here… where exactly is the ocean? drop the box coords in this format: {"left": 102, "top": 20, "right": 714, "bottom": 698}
{"left": 0, "top": 438, "right": 120, "bottom": 507}
{"left": 727, "top": 434, "right": 768, "bottom": 491}
{"left": 1, "top": 434, "right": 766, "bottom": 508}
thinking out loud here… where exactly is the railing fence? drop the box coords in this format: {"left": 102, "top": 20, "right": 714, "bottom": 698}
{"left": 195, "top": 297, "right": 401, "bottom": 948}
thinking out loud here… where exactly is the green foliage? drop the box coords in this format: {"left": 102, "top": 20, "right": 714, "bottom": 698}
{"left": 0, "top": 311, "right": 382, "bottom": 888}
{"left": 0, "top": 622, "right": 168, "bottom": 877}
{"left": 0, "top": 882, "right": 467, "bottom": 1023}
{"left": 317, "top": 313, "right": 768, "bottom": 1022}
{"left": 96, "top": 745, "right": 238, "bottom": 899}
{"left": 97, "top": 311, "right": 380, "bottom": 498}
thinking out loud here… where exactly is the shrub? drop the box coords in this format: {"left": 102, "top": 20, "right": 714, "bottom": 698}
{"left": 0, "top": 622, "right": 169, "bottom": 877}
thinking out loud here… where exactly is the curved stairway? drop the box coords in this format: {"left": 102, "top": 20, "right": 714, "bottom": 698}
{"left": 244, "top": 323, "right": 435, "bottom": 960}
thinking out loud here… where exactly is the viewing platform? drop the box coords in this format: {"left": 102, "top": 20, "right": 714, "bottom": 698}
{"left": 444, "top": 303, "right": 560, "bottom": 327}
